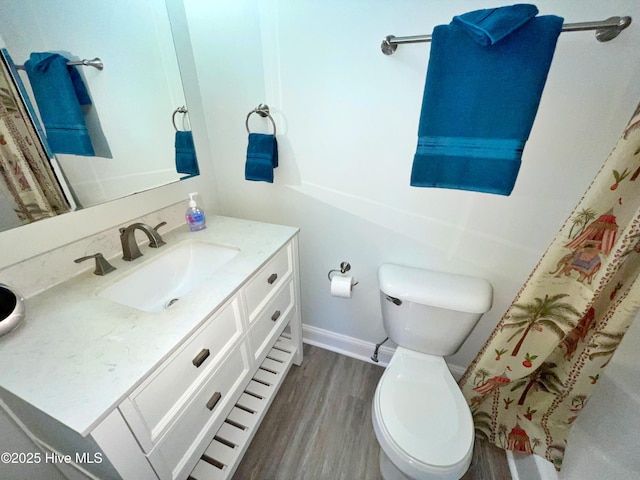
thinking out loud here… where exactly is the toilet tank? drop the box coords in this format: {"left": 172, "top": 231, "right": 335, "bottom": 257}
{"left": 378, "top": 264, "right": 493, "bottom": 356}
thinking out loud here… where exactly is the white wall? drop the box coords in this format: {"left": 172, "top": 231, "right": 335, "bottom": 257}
{"left": 189, "top": 0, "right": 640, "bottom": 370}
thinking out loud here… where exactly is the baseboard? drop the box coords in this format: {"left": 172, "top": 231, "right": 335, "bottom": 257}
{"left": 506, "top": 451, "right": 558, "bottom": 480}
{"left": 506, "top": 451, "right": 520, "bottom": 480}
{"left": 302, "top": 324, "right": 395, "bottom": 367}
{"left": 535, "top": 455, "right": 559, "bottom": 480}
{"left": 447, "top": 363, "right": 466, "bottom": 381}
{"left": 301, "top": 324, "right": 467, "bottom": 378}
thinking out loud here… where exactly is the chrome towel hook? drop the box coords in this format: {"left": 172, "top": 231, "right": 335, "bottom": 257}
{"left": 246, "top": 103, "right": 277, "bottom": 136}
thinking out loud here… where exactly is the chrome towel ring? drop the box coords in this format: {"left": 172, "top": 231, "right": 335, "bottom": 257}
{"left": 172, "top": 106, "right": 188, "bottom": 131}
{"left": 246, "top": 104, "right": 276, "bottom": 136}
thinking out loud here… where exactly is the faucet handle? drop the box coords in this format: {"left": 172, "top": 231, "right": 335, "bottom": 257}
{"left": 147, "top": 222, "right": 167, "bottom": 248}
{"left": 74, "top": 253, "right": 116, "bottom": 276}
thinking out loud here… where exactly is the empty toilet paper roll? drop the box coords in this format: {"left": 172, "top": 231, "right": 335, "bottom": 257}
{"left": 330, "top": 275, "right": 353, "bottom": 298}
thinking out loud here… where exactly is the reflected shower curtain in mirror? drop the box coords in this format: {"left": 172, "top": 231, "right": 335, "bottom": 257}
{"left": 0, "top": 53, "right": 70, "bottom": 224}
{"left": 458, "top": 102, "right": 640, "bottom": 470}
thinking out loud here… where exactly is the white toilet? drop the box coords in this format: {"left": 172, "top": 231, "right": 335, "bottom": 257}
{"left": 372, "top": 264, "right": 493, "bottom": 480}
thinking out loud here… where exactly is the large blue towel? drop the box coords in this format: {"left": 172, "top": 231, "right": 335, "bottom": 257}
{"left": 245, "top": 133, "right": 278, "bottom": 183}
{"left": 24, "top": 52, "right": 95, "bottom": 156}
{"left": 410, "top": 5, "right": 563, "bottom": 195}
{"left": 175, "top": 131, "right": 199, "bottom": 178}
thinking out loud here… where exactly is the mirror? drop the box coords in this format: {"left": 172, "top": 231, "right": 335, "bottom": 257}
{"left": 0, "top": 0, "right": 197, "bottom": 233}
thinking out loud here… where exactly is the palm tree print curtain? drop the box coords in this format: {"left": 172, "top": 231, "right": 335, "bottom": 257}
{"left": 0, "top": 52, "right": 70, "bottom": 225}
{"left": 458, "top": 102, "right": 640, "bottom": 470}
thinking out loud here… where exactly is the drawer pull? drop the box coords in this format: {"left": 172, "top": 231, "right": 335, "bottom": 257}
{"left": 271, "top": 310, "right": 281, "bottom": 322}
{"left": 192, "top": 348, "right": 210, "bottom": 368}
{"left": 206, "top": 392, "right": 222, "bottom": 411}
{"left": 267, "top": 273, "right": 278, "bottom": 284}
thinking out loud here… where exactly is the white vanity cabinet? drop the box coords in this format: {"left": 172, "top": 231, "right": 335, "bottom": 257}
{"left": 119, "top": 237, "right": 303, "bottom": 480}
{"left": 119, "top": 294, "right": 251, "bottom": 479}
{"left": 121, "top": 296, "right": 246, "bottom": 449}
{"left": 0, "top": 221, "right": 302, "bottom": 480}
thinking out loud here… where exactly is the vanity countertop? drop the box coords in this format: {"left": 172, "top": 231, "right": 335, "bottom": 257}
{"left": 0, "top": 216, "right": 298, "bottom": 436}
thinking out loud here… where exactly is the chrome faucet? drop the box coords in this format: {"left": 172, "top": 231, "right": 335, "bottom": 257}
{"left": 119, "top": 222, "right": 167, "bottom": 261}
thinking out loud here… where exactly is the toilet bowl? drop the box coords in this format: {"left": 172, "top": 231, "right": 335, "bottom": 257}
{"left": 372, "top": 264, "right": 493, "bottom": 480}
{"left": 372, "top": 347, "right": 474, "bottom": 480}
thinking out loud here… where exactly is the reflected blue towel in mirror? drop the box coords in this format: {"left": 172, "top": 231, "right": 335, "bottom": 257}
{"left": 24, "top": 52, "right": 95, "bottom": 156}
{"left": 410, "top": 5, "right": 563, "bottom": 195}
{"left": 175, "top": 131, "right": 199, "bottom": 178}
{"left": 245, "top": 133, "right": 278, "bottom": 183}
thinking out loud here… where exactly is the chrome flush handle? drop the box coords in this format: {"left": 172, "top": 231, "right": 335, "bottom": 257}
{"left": 385, "top": 295, "right": 402, "bottom": 306}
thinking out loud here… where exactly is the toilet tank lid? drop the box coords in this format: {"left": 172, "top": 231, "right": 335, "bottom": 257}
{"left": 378, "top": 264, "right": 493, "bottom": 314}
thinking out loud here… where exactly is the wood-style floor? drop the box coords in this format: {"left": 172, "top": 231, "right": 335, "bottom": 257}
{"left": 232, "top": 344, "right": 511, "bottom": 480}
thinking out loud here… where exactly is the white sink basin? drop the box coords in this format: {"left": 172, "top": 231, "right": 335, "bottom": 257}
{"left": 98, "top": 240, "right": 239, "bottom": 312}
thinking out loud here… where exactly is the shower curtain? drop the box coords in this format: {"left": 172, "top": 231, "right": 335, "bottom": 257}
{"left": 458, "top": 102, "right": 640, "bottom": 470}
{"left": 0, "top": 53, "right": 70, "bottom": 224}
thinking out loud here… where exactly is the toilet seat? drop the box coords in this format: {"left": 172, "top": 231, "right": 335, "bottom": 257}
{"left": 372, "top": 347, "right": 474, "bottom": 480}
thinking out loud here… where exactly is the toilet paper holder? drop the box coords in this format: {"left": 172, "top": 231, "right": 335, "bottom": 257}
{"left": 327, "top": 262, "right": 359, "bottom": 286}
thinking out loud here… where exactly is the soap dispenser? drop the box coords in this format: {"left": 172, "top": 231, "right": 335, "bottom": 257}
{"left": 185, "top": 192, "right": 206, "bottom": 231}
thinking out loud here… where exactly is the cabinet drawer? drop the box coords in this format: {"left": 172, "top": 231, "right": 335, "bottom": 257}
{"left": 155, "top": 343, "right": 250, "bottom": 478}
{"left": 249, "top": 280, "right": 294, "bottom": 359}
{"left": 129, "top": 296, "right": 242, "bottom": 441}
{"left": 244, "top": 243, "right": 292, "bottom": 321}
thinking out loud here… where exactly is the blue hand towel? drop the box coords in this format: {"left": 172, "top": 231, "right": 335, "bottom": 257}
{"left": 24, "top": 52, "right": 95, "bottom": 156}
{"left": 245, "top": 133, "right": 278, "bottom": 183}
{"left": 175, "top": 131, "right": 199, "bottom": 178}
{"left": 410, "top": 6, "right": 563, "bottom": 195}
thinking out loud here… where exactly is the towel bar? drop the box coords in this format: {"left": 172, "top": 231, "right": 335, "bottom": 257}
{"left": 16, "top": 57, "right": 104, "bottom": 71}
{"left": 246, "top": 104, "right": 277, "bottom": 136}
{"left": 381, "top": 15, "right": 632, "bottom": 55}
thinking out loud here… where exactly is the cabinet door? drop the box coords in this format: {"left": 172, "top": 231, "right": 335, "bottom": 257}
{"left": 152, "top": 342, "right": 251, "bottom": 480}
{"left": 122, "top": 295, "right": 243, "bottom": 447}
{"left": 244, "top": 244, "right": 292, "bottom": 322}
{"left": 249, "top": 279, "right": 295, "bottom": 361}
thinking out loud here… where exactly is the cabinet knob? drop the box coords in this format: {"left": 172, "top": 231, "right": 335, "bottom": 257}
{"left": 192, "top": 348, "right": 210, "bottom": 368}
{"left": 206, "top": 392, "right": 222, "bottom": 411}
{"left": 267, "top": 273, "right": 278, "bottom": 284}
{"left": 271, "top": 310, "right": 281, "bottom": 322}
